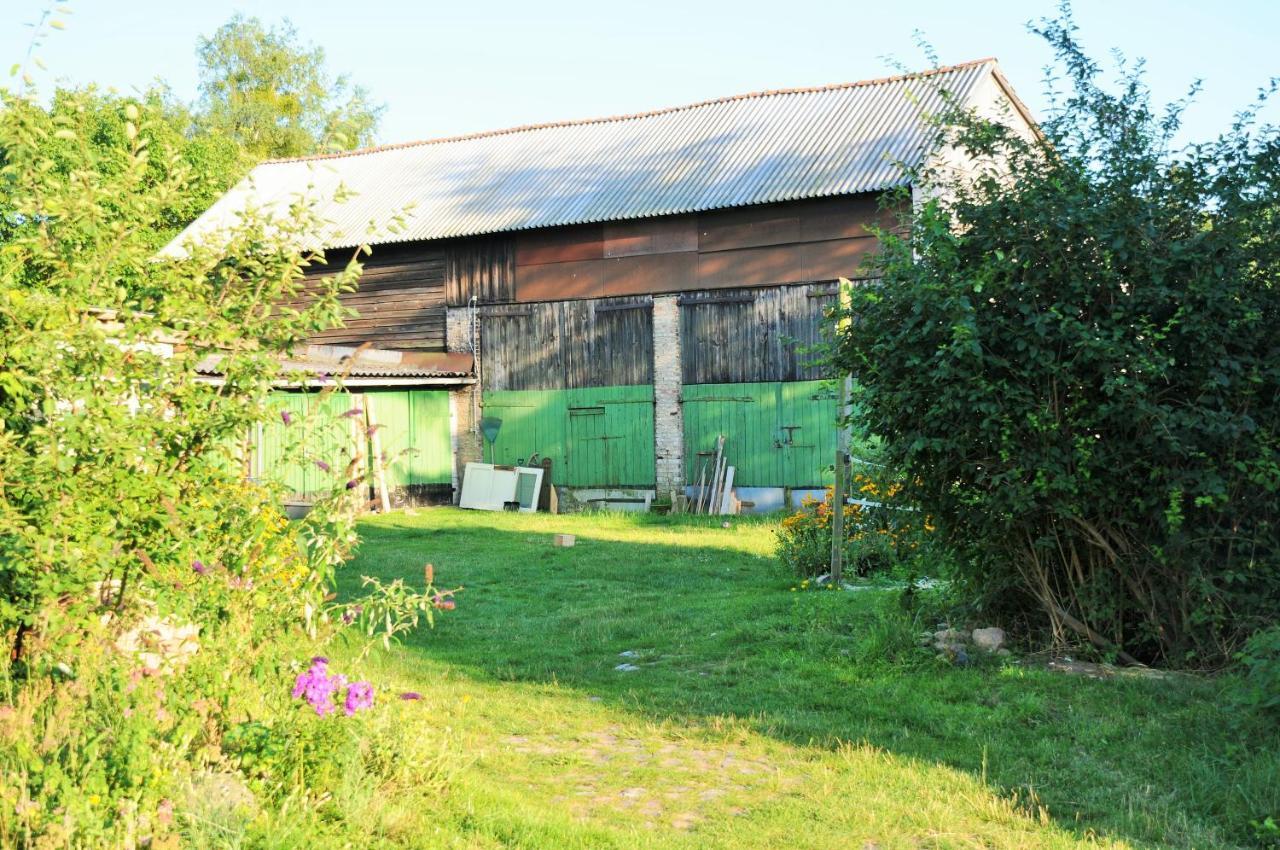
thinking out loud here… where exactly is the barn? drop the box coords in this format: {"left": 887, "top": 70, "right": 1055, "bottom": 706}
{"left": 175, "top": 59, "right": 1036, "bottom": 511}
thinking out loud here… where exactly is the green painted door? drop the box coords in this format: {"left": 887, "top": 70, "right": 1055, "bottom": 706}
{"left": 482, "top": 385, "right": 655, "bottom": 487}
{"left": 683, "top": 380, "right": 838, "bottom": 488}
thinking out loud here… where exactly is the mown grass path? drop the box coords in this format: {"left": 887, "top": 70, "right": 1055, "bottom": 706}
{"left": 336, "top": 508, "right": 1275, "bottom": 849}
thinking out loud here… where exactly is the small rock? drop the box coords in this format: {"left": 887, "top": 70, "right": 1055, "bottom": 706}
{"left": 614, "top": 663, "right": 640, "bottom": 672}
{"left": 996, "top": 648, "right": 1012, "bottom": 657}
{"left": 971, "top": 627, "right": 1006, "bottom": 653}
{"left": 952, "top": 647, "right": 971, "bottom": 667}
{"left": 721, "top": 521, "right": 731, "bottom": 529}
{"left": 619, "top": 650, "right": 640, "bottom": 658}
{"left": 934, "top": 628, "right": 970, "bottom": 644}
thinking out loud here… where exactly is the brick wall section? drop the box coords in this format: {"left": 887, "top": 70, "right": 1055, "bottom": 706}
{"left": 652, "top": 295, "right": 684, "bottom": 497}
{"left": 445, "top": 306, "right": 474, "bottom": 354}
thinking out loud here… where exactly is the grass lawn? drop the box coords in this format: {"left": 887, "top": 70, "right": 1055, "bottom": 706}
{"left": 333, "top": 508, "right": 1277, "bottom": 849}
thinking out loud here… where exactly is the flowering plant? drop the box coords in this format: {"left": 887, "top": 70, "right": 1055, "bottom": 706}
{"left": 776, "top": 472, "right": 936, "bottom": 579}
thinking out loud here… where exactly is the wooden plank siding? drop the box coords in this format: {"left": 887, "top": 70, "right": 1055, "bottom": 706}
{"left": 479, "top": 296, "right": 653, "bottom": 391}
{"left": 303, "top": 243, "right": 448, "bottom": 351}
{"left": 679, "top": 283, "right": 835, "bottom": 385}
{"left": 683, "top": 380, "right": 839, "bottom": 488}
{"left": 482, "top": 385, "right": 656, "bottom": 487}
{"left": 445, "top": 235, "right": 516, "bottom": 306}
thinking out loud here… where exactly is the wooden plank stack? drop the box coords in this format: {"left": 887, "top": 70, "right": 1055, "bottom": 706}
{"left": 690, "top": 434, "right": 740, "bottom": 515}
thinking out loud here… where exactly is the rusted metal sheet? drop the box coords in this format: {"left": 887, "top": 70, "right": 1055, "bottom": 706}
{"left": 510, "top": 195, "right": 888, "bottom": 302}
{"left": 604, "top": 215, "right": 698, "bottom": 258}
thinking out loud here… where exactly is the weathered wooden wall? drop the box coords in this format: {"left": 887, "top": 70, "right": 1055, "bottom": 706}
{"left": 305, "top": 243, "right": 447, "bottom": 351}
{"left": 480, "top": 295, "right": 653, "bottom": 391}
{"left": 445, "top": 235, "right": 515, "bottom": 306}
{"left": 679, "top": 283, "right": 835, "bottom": 385}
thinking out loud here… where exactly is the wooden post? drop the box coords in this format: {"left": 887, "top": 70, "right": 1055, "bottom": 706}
{"left": 365, "top": 396, "right": 392, "bottom": 513}
{"left": 830, "top": 278, "right": 854, "bottom": 584}
{"left": 830, "top": 381, "right": 848, "bottom": 584}
{"left": 348, "top": 393, "right": 367, "bottom": 513}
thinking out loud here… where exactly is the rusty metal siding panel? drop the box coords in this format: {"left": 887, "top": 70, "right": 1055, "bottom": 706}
{"left": 480, "top": 296, "right": 653, "bottom": 391}
{"left": 172, "top": 62, "right": 1002, "bottom": 251}
{"left": 683, "top": 380, "right": 838, "bottom": 488}
{"left": 679, "top": 283, "right": 833, "bottom": 385}
{"left": 511, "top": 196, "right": 891, "bottom": 303}
{"left": 482, "top": 385, "right": 655, "bottom": 487}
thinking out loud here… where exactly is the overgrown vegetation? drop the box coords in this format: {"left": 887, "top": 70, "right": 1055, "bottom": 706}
{"left": 835, "top": 12, "right": 1280, "bottom": 666}
{"left": 0, "top": 21, "right": 437, "bottom": 845}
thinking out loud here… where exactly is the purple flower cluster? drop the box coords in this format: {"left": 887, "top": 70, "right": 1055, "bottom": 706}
{"left": 345, "top": 681, "right": 374, "bottom": 715}
{"left": 291, "top": 657, "right": 375, "bottom": 717}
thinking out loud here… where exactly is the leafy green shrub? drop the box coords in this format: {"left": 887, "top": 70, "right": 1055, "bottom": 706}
{"left": 833, "top": 14, "right": 1280, "bottom": 666}
{"left": 0, "top": 54, "right": 445, "bottom": 847}
{"left": 1237, "top": 627, "right": 1280, "bottom": 713}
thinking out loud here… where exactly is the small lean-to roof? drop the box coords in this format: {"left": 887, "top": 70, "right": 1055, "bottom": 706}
{"left": 170, "top": 59, "right": 1028, "bottom": 252}
{"left": 197, "top": 345, "right": 474, "bottom": 386}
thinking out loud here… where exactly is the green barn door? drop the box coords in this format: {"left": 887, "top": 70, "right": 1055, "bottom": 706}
{"left": 567, "top": 406, "right": 608, "bottom": 486}
{"left": 564, "top": 389, "right": 656, "bottom": 487}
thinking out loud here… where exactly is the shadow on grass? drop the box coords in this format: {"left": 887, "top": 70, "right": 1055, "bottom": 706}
{"left": 337, "top": 509, "right": 1274, "bottom": 850}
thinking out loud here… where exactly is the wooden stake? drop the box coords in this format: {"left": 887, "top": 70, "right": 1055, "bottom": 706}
{"left": 719, "top": 465, "right": 735, "bottom": 515}
{"left": 694, "top": 460, "right": 708, "bottom": 514}
{"left": 365, "top": 396, "right": 392, "bottom": 513}
{"left": 347, "top": 393, "right": 367, "bottom": 513}
{"left": 831, "top": 278, "right": 855, "bottom": 584}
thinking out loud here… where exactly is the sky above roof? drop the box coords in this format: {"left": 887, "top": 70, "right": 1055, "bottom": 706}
{"left": 5, "top": 0, "right": 1276, "bottom": 150}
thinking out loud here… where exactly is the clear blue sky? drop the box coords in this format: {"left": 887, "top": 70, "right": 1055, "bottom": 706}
{"left": 5, "top": 0, "right": 1277, "bottom": 147}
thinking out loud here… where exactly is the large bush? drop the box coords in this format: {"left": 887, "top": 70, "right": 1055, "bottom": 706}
{"left": 834, "top": 17, "right": 1280, "bottom": 666}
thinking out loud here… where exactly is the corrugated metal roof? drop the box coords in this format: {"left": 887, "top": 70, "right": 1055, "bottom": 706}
{"left": 197, "top": 345, "right": 473, "bottom": 381}
{"left": 171, "top": 60, "right": 1011, "bottom": 251}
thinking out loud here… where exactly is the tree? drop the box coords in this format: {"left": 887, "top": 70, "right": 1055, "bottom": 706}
{"left": 196, "top": 14, "right": 383, "bottom": 161}
{"left": 834, "top": 13, "right": 1280, "bottom": 666}
{"left": 0, "top": 84, "right": 249, "bottom": 250}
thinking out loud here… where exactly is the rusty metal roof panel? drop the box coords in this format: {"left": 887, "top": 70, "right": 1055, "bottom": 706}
{"left": 170, "top": 60, "right": 1007, "bottom": 251}
{"left": 197, "top": 346, "right": 474, "bottom": 380}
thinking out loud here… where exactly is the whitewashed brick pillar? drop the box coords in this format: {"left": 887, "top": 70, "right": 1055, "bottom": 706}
{"left": 652, "top": 295, "right": 684, "bottom": 497}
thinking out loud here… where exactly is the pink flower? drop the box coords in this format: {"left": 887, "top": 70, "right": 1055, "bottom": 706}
{"left": 344, "top": 681, "right": 374, "bottom": 716}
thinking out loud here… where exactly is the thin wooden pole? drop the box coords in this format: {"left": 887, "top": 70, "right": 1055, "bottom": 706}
{"left": 830, "top": 377, "right": 848, "bottom": 583}
{"left": 831, "top": 278, "right": 854, "bottom": 584}
{"left": 366, "top": 396, "right": 392, "bottom": 513}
